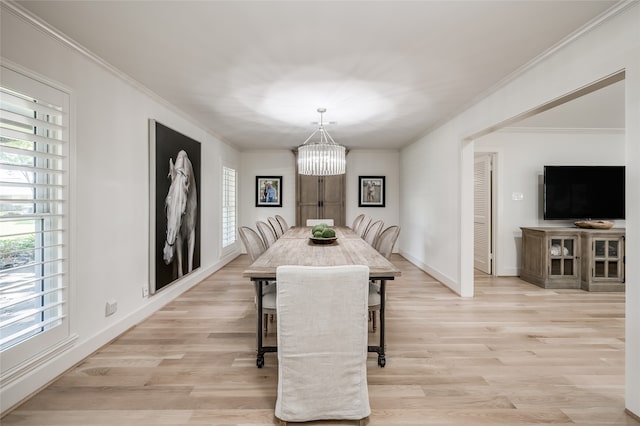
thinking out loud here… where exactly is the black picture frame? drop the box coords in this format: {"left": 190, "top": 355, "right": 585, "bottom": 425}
{"left": 358, "top": 176, "right": 385, "bottom": 207}
{"left": 256, "top": 176, "right": 282, "bottom": 207}
{"left": 149, "top": 120, "right": 201, "bottom": 294}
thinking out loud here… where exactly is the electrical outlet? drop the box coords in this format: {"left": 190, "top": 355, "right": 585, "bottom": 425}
{"left": 142, "top": 286, "right": 149, "bottom": 297}
{"left": 105, "top": 299, "right": 117, "bottom": 317}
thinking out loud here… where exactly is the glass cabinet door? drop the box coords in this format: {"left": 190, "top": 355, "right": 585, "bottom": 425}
{"left": 550, "top": 237, "right": 576, "bottom": 277}
{"left": 593, "top": 238, "right": 621, "bottom": 279}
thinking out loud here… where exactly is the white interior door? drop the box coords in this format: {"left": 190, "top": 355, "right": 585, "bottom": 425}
{"left": 474, "top": 153, "right": 492, "bottom": 274}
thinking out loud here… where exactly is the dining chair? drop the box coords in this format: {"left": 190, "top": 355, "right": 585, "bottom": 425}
{"left": 351, "top": 213, "right": 365, "bottom": 230}
{"left": 369, "top": 225, "right": 401, "bottom": 331}
{"left": 306, "top": 219, "right": 334, "bottom": 226}
{"left": 355, "top": 215, "right": 371, "bottom": 238}
{"left": 238, "top": 226, "right": 276, "bottom": 335}
{"left": 275, "top": 265, "right": 371, "bottom": 425}
{"left": 363, "top": 219, "right": 384, "bottom": 247}
{"left": 238, "top": 226, "right": 265, "bottom": 261}
{"left": 374, "top": 225, "right": 401, "bottom": 259}
{"left": 275, "top": 215, "right": 290, "bottom": 233}
{"left": 268, "top": 216, "right": 284, "bottom": 238}
{"left": 256, "top": 220, "right": 277, "bottom": 248}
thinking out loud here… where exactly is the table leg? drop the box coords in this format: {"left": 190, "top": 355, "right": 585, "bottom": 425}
{"left": 378, "top": 279, "right": 386, "bottom": 367}
{"left": 256, "top": 280, "right": 265, "bottom": 368}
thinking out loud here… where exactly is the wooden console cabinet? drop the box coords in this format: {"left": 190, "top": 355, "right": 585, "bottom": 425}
{"left": 579, "top": 229, "right": 625, "bottom": 291}
{"left": 520, "top": 227, "right": 625, "bottom": 291}
{"left": 520, "top": 227, "right": 581, "bottom": 289}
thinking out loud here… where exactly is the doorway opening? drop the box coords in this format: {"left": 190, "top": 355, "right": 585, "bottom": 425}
{"left": 469, "top": 71, "right": 625, "bottom": 284}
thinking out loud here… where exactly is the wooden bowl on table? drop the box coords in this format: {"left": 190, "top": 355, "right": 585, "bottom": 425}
{"left": 309, "top": 236, "right": 338, "bottom": 245}
{"left": 574, "top": 220, "right": 614, "bottom": 229}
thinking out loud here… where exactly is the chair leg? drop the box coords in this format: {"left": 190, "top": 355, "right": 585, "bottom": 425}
{"left": 358, "top": 417, "right": 370, "bottom": 425}
{"left": 372, "top": 312, "right": 377, "bottom": 332}
{"left": 264, "top": 313, "right": 269, "bottom": 336}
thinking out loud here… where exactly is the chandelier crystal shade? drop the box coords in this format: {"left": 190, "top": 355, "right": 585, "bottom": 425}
{"left": 297, "top": 108, "right": 346, "bottom": 176}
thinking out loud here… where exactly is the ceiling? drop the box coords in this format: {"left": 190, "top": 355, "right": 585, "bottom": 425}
{"left": 16, "top": 0, "right": 621, "bottom": 150}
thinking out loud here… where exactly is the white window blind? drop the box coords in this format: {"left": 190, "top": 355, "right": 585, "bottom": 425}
{"left": 222, "top": 166, "right": 236, "bottom": 248}
{"left": 0, "top": 66, "right": 69, "bottom": 369}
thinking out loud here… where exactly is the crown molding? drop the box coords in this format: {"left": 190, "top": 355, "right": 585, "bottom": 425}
{"left": 409, "top": 0, "right": 637, "bottom": 146}
{"left": 472, "top": 0, "right": 637, "bottom": 103}
{"left": 1, "top": 0, "right": 236, "bottom": 150}
{"left": 498, "top": 126, "right": 625, "bottom": 135}
{"left": 346, "top": 148, "right": 401, "bottom": 154}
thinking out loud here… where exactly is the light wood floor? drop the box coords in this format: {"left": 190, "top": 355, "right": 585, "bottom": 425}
{"left": 3, "top": 255, "right": 638, "bottom": 425}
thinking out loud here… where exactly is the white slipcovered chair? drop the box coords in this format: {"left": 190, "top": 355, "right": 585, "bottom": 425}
{"left": 306, "top": 218, "right": 334, "bottom": 226}
{"left": 275, "top": 265, "right": 371, "bottom": 425}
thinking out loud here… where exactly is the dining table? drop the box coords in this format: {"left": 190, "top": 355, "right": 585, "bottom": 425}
{"left": 242, "top": 226, "right": 401, "bottom": 368}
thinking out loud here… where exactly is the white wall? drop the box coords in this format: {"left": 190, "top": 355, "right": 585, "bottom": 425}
{"left": 476, "top": 130, "right": 625, "bottom": 276}
{"left": 346, "top": 150, "right": 400, "bottom": 242}
{"left": 399, "top": 123, "right": 462, "bottom": 289}
{"left": 399, "top": 3, "right": 640, "bottom": 414}
{"left": 1, "top": 6, "right": 241, "bottom": 412}
{"left": 238, "top": 149, "right": 400, "bottom": 235}
{"left": 239, "top": 150, "right": 297, "bottom": 228}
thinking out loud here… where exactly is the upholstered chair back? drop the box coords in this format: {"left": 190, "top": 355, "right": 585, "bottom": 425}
{"left": 268, "top": 216, "right": 284, "bottom": 238}
{"left": 275, "top": 265, "right": 371, "bottom": 423}
{"left": 374, "top": 226, "right": 401, "bottom": 259}
{"left": 256, "top": 221, "right": 277, "bottom": 248}
{"left": 363, "top": 220, "right": 384, "bottom": 246}
{"left": 238, "top": 226, "right": 266, "bottom": 262}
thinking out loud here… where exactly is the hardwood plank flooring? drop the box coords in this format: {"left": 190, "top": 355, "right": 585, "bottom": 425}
{"left": 3, "top": 255, "right": 637, "bottom": 425}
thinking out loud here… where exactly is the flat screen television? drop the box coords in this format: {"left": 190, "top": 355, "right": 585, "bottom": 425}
{"left": 543, "top": 166, "right": 625, "bottom": 220}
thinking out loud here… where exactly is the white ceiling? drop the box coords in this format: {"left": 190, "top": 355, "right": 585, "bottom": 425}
{"left": 16, "top": 0, "right": 621, "bottom": 150}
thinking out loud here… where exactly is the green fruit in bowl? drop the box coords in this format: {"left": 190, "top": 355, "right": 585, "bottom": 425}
{"left": 313, "top": 230, "right": 324, "bottom": 238}
{"left": 321, "top": 228, "right": 336, "bottom": 238}
{"left": 312, "top": 224, "right": 327, "bottom": 234}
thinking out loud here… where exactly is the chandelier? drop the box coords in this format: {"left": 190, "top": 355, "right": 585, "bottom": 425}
{"left": 297, "top": 108, "right": 346, "bottom": 176}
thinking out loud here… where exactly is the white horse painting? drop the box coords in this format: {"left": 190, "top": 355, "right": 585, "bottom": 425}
{"left": 163, "top": 150, "right": 197, "bottom": 278}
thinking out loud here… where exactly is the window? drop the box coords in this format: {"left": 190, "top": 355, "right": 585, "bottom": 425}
{"left": 222, "top": 166, "right": 236, "bottom": 248}
{"left": 0, "top": 66, "right": 71, "bottom": 376}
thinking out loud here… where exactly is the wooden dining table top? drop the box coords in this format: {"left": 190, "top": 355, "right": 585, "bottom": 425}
{"left": 242, "top": 226, "right": 401, "bottom": 280}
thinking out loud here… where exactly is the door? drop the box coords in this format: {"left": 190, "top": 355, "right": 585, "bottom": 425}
{"left": 297, "top": 174, "right": 345, "bottom": 226}
{"left": 474, "top": 153, "right": 493, "bottom": 274}
{"left": 298, "top": 174, "right": 321, "bottom": 224}
{"left": 321, "top": 175, "right": 346, "bottom": 226}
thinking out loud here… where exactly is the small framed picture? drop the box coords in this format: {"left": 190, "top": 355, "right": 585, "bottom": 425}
{"left": 256, "top": 176, "right": 282, "bottom": 207}
{"left": 359, "top": 176, "right": 385, "bottom": 207}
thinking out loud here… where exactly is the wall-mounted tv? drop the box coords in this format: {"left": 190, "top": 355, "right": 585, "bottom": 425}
{"left": 543, "top": 166, "right": 625, "bottom": 220}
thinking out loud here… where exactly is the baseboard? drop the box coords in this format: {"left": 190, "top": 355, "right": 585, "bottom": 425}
{"left": 499, "top": 267, "right": 520, "bottom": 276}
{"left": 625, "top": 408, "right": 640, "bottom": 422}
{"left": 0, "top": 251, "right": 241, "bottom": 415}
{"left": 398, "top": 250, "right": 460, "bottom": 295}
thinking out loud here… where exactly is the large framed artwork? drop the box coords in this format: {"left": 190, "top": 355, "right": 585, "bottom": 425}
{"left": 358, "top": 176, "right": 385, "bottom": 207}
{"left": 149, "top": 120, "right": 201, "bottom": 294}
{"left": 256, "top": 176, "right": 282, "bottom": 207}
